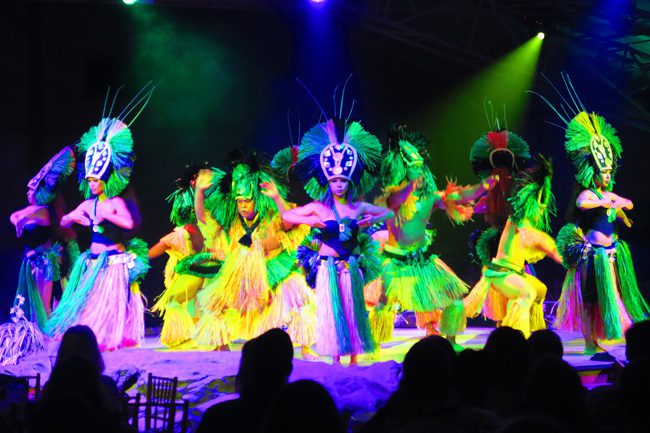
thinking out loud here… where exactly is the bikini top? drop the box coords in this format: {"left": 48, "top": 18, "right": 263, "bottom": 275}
{"left": 320, "top": 219, "right": 359, "bottom": 257}
{"left": 20, "top": 223, "right": 51, "bottom": 249}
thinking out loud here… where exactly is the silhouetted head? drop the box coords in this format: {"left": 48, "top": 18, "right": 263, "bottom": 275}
{"left": 236, "top": 328, "right": 293, "bottom": 396}
{"left": 484, "top": 327, "right": 532, "bottom": 389}
{"left": 528, "top": 329, "right": 564, "bottom": 359}
{"left": 625, "top": 320, "right": 650, "bottom": 363}
{"left": 56, "top": 325, "right": 104, "bottom": 374}
{"left": 523, "top": 355, "right": 585, "bottom": 430}
{"left": 261, "top": 380, "right": 343, "bottom": 433}
{"left": 400, "top": 335, "right": 455, "bottom": 400}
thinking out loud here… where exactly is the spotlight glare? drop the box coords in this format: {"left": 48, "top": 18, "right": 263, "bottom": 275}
{"left": 123, "top": 0, "right": 137, "bottom": 4}
{"left": 537, "top": 32, "right": 545, "bottom": 40}
{"left": 310, "top": 0, "right": 326, "bottom": 3}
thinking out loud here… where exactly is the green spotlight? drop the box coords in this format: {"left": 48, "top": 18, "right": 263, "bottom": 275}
{"left": 416, "top": 35, "right": 544, "bottom": 179}
{"left": 537, "top": 32, "right": 545, "bottom": 40}
{"left": 123, "top": 0, "right": 137, "bottom": 4}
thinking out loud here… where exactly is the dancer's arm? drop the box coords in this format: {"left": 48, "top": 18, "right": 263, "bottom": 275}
{"left": 260, "top": 180, "right": 292, "bottom": 213}
{"left": 148, "top": 240, "right": 169, "bottom": 259}
{"left": 447, "top": 175, "right": 499, "bottom": 205}
{"left": 282, "top": 203, "right": 326, "bottom": 228}
{"left": 95, "top": 197, "right": 134, "bottom": 230}
{"left": 61, "top": 201, "right": 91, "bottom": 228}
{"left": 519, "top": 223, "right": 562, "bottom": 264}
{"left": 194, "top": 169, "right": 213, "bottom": 225}
{"left": 576, "top": 189, "right": 612, "bottom": 210}
{"left": 357, "top": 203, "right": 394, "bottom": 228}
{"left": 609, "top": 192, "right": 633, "bottom": 211}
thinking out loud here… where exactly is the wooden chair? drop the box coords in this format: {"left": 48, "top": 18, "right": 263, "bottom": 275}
{"left": 21, "top": 372, "right": 41, "bottom": 400}
{"left": 142, "top": 373, "right": 190, "bottom": 433}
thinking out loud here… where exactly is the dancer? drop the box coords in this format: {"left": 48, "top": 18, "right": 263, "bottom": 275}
{"left": 282, "top": 118, "right": 392, "bottom": 365}
{"left": 1, "top": 147, "right": 76, "bottom": 365}
{"left": 464, "top": 156, "right": 562, "bottom": 337}
{"left": 372, "top": 125, "right": 497, "bottom": 346}
{"left": 44, "top": 101, "right": 151, "bottom": 351}
{"left": 465, "top": 113, "right": 532, "bottom": 325}
{"left": 194, "top": 151, "right": 317, "bottom": 358}
{"left": 10, "top": 147, "right": 76, "bottom": 324}
{"left": 149, "top": 164, "right": 220, "bottom": 348}
{"left": 551, "top": 107, "right": 650, "bottom": 355}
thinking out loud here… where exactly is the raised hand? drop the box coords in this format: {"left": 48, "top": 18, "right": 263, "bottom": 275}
{"left": 195, "top": 169, "right": 214, "bottom": 192}
{"left": 357, "top": 214, "right": 374, "bottom": 228}
{"left": 260, "top": 180, "right": 280, "bottom": 199}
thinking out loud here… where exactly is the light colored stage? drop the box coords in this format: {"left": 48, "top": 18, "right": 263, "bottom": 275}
{"left": 1, "top": 326, "right": 625, "bottom": 430}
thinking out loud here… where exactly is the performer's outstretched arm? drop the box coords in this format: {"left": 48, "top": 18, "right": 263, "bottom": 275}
{"left": 61, "top": 201, "right": 92, "bottom": 228}
{"left": 452, "top": 175, "right": 499, "bottom": 205}
{"left": 282, "top": 203, "right": 326, "bottom": 228}
{"left": 194, "top": 169, "right": 213, "bottom": 225}
{"left": 357, "top": 203, "right": 394, "bottom": 227}
{"left": 95, "top": 197, "right": 134, "bottom": 230}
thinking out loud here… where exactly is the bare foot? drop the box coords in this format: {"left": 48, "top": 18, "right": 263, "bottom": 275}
{"left": 349, "top": 355, "right": 359, "bottom": 367}
{"left": 215, "top": 344, "right": 230, "bottom": 352}
{"left": 333, "top": 355, "right": 341, "bottom": 365}
{"left": 301, "top": 346, "right": 320, "bottom": 361}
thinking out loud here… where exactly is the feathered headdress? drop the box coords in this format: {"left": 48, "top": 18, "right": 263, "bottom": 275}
{"left": 508, "top": 154, "right": 556, "bottom": 232}
{"left": 204, "top": 149, "right": 288, "bottom": 231}
{"left": 530, "top": 73, "right": 622, "bottom": 190}
{"left": 470, "top": 102, "right": 531, "bottom": 225}
{"left": 167, "top": 162, "right": 211, "bottom": 227}
{"left": 75, "top": 83, "right": 156, "bottom": 198}
{"left": 380, "top": 125, "right": 437, "bottom": 198}
{"left": 27, "top": 146, "right": 76, "bottom": 205}
{"left": 295, "top": 118, "right": 381, "bottom": 201}
{"left": 271, "top": 145, "right": 300, "bottom": 181}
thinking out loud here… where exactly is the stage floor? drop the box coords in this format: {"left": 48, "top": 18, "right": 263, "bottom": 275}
{"left": 1, "top": 326, "right": 626, "bottom": 429}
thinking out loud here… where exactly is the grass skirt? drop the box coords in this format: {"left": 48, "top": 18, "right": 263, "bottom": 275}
{"left": 554, "top": 240, "right": 649, "bottom": 339}
{"left": 315, "top": 256, "right": 376, "bottom": 356}
{"left": 383, "top": 246, "right": 469, "bottom": 312}
{"left": 44, "top": 251, "right": 145, "bottom": 351}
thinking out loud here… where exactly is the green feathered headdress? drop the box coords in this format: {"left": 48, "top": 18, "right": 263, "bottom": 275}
{"left": 204, "top": 149, "right": 288, "bottom": 231}
{"left": 75, "top": 83, "right": 156, "bottom": 199}
{"left": 470, "top": 130, "right": 530, "bottom": 180}
{"left": 509, "top": 154, "right": 556, "bottom": 232}
{"left": 380, "top": 125, "right": 437, "bottom": 197}
{"left": 530, "top": 73, "right": 622, "bottom": 190}
{"left": 76, "top": 118, "right": 135, "bottom": 199}
{"left": 271, "top": 146, "right": 300, "bottom": 181}
{"left": 166, "top": 162, "right": 211, "bottom": 227}
{"left": 295, "top": 118, "right": 382, "bottom": 202}
{"left": 565, "top": 111, "right": 621, "bottom": 190}
{"left": 27, "top": 146, "right": 76, "bottom": 205}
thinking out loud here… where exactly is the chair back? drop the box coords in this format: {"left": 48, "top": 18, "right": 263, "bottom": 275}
{"left": 145, "top": 373, "right": 179, "bottom": 433}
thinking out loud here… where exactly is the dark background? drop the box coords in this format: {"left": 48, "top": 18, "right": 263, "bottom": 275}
{"left": 2, "top": 0, "right": 649, "bottom": 327}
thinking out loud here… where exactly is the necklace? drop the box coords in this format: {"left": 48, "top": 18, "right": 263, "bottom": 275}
{"left": 92, "top": 197, "right": 104, "bottom": 233}
{"left": 331, "top": 204, "right": 353, "bottom": 241}
{"left": 238, "top": 214, "right": 261, "bottom": 247}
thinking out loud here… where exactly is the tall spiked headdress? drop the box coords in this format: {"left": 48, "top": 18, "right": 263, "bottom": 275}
{"left": 530, "top": 73, "right": 622, "bottom": 191}
{"left": 292, "top": 76, "right": 382, "bottom": 202}
{"left": 75, "top": 83, "right": 156, "bottom": 198}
